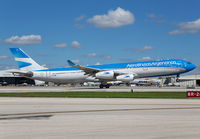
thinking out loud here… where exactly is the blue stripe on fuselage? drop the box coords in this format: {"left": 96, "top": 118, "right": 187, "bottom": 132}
{"left": 34, "top": 60, "right": 186, "bottom": 72}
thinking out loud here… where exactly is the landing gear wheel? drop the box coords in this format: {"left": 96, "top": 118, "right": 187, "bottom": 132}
{"left": 105, "top": 84, "right": 110, "bottom": 88}
{"left": 176, "top": 79, "right": 180, "bottom": 82}
{"left": 176, "top": 74, "right": 180, "bottom": 82}
{"left": 99, "top": 84, "right": 104, "bottom": 89}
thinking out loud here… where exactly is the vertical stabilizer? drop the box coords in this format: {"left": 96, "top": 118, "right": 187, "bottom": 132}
{"left": 9, "top": 48, "right": 46, "bottom": 71}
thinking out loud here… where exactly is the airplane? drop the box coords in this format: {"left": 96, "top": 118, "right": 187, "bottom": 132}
{"left": 130, "top": 78, "right": 161, "bottom": 86}
{"left": 108, "top": 78, "right": 161, "bottom": 86}
{"left": 9, "top": 48, "right": 196, "bottom": 88}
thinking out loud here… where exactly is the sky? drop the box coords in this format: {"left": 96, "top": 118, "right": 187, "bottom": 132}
{"left": 0, "top": 0, "right": 200, "bottom": 73}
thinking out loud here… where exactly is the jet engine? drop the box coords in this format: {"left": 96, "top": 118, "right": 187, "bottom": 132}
{"left": 116, "top": 74, "right": 134, "bottom": 81}
{"left": 95, "top": 71, "right": 114, "bottom": 79}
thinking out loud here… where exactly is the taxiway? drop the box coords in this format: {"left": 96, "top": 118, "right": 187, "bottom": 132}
{"left": 0, "top": 86, "right": 197, "bottom": 93}
{"left": 1, "top": 97, "right": 200, "bottom": 138}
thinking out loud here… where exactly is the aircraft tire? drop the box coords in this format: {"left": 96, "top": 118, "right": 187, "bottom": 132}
{"left": 105, "top": 84, "right": 110, "bottom": 88}
{"left": 99, "top": 84, "right": 104, "bottom": 89}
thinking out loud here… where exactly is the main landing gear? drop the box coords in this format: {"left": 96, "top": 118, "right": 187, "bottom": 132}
{"left": 99, "top": 83, "right": 110, "bottom": 89}
{"left": 176, "top": 74, "right": 180, "bottom": 82}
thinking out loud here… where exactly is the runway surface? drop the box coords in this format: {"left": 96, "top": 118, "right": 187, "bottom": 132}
{"left": 1, "top": 97, "right": 200, "bottom": 138}
{"left": 0, "top": 86, "right": 197, "bottom": 93}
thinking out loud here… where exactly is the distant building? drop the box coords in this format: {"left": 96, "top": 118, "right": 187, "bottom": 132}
{"left": 0, "top": 69, "right": 35, "bottom": 85}
{"left": 162, "top": 75, "right": 200, "bottom": 87}
{"left": 179, "top": 75, "right": 200, "bottom": 87}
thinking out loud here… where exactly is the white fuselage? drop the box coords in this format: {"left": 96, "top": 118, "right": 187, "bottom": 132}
{"left": 31, "top": 67, "right": 185, "bottom": 83}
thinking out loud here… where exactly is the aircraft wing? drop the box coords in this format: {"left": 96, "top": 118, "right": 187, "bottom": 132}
{"left": 67, "top": 60, "right": 135, "bottom": 77}
{"left": 67, "top": 60, "right": 102, "bottom": 74}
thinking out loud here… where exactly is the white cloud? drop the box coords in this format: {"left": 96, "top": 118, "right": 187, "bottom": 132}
{"left": 0, "top": 56, "right": 9, "bottom": 59}
{"left": 119, "top": 58, "right": 134, "bottom": 62}
{"left": 169, "top": 18, "right": 200, "bottom": 34}
{"left": 137, "top": 56, "right": 163, "bottom": 61}
{"left": 137, "top": 57, "right": 152, "bottom": 61}
{"left": 84, "top": 53, "right": 111, "bottom": 60}
{"left": 54, "top": 43, "right": 67, "bottom": 48}
{"left": 74, "top": 15, "right": 86, "bottom": 29}
{"left": 70, "top": 41, "right": 83, "bottom": 49}
{"left": 87, "top": 53, "right": 97, "bottom": 57}
{"left": 147, "top": 13, "right": 156, "bottom": 18}
{"left": 125, "top": 46, "right": 154, "bottom": 53}
{"left": 72, "top": 59, "right": 80, "bottom": 64}
{"left": 0, "top": 64, "right": 16, "bottom": 70}
{"left": 95, "top": 62, "right": 101, "bottom": 65}
{"left": 138, "top": 46, "right": 153, "bottom": 52}
{"left": 36, "top": 53, "right": 47, "bottom": 57}
{"left": 75, "top": 15, "right": 85, "bottom": 21}
{"left": 145, "top": 13, "right": 166, "bottom": 23}
{"left": 74, "top": 23, "right": 85, "bottom": 29}
{"left": 87, "top": 7, "right": 135, "bottom": 28}
{"left": 141, "top": 57, "right": 151, "bottom": 60}
{"left": 5, "top": 35, "right": 42, "bottom": 45}
{"left": 99, "top": 55, "right": 111, "bottom": 59}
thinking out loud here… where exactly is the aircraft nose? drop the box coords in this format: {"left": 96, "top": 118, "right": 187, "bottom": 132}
{"left": 191, "top": 64, "right": 196, "bottom": 70}
{"left": 187, "top": 64, "right": 196, "bottom": 71}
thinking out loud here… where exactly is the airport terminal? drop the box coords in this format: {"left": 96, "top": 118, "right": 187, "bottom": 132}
{"left": 0, "top": 69, "right": 35, "bottom": 86}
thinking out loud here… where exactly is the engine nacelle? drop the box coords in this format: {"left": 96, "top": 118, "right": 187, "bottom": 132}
{"left": 116, "top": 74, "right": 134, "bottom": 82}
{"left": 95, "top": 71, "right": 114, "bottom": 79}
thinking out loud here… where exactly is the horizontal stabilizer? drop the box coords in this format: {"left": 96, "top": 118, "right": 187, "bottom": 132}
{"left": 67, "top": 60, "right": 76, "bottom": 66}
{"left": 7, "top": 69, "right": 33, "bottom": 77}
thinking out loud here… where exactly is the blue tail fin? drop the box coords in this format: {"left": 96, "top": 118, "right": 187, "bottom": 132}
{"left": 10, "top": 48, "right": 46, "bottom": 71}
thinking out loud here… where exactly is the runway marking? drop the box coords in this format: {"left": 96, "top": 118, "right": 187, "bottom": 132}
{"left": 1, "top": 106, "right": 200, "bottom": 120}
{"left": 0, "top": 114, "right": 53, "bottom": 120}
{"left": 1, "top": 103, "right": 200, "bottom": 106}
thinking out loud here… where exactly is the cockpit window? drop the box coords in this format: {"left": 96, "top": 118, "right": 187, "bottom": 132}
{"left": 187, "top": 62, "right": 192, "bottom": 64}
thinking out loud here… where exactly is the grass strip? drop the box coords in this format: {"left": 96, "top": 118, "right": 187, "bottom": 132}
{"left": 0, "top": 91, "right": 194, "bottom": 99}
